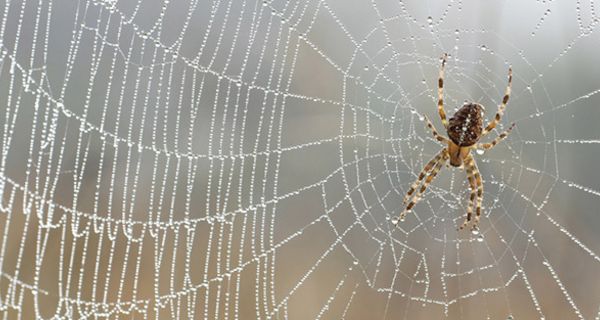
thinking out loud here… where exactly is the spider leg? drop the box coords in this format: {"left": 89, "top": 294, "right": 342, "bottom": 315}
{"left": 475, "top": 123, "right": 515, "bottom": 151}
{"left": 402, "top": 149, "right": 446, "bottom": 205}
{"left": 437, "top": 53, "right": 449, "bottom": 129}
{"left": 482, "top": 67, "right": 512, "bottom": 136}
{"left": 395, "top": 150, "right": 448, "bottom": 226}
{"left": 469, "top": 154, "right": 484, "bottom": 231}
{"left": 423, "top": 115, "right": 449, "bottom": 144}
{"left": 459, "top": 157, "right": 477, "bottom": 230}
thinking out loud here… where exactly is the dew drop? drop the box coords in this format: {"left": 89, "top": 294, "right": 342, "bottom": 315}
{"left": 477, "top": 234, "right": 484, "bottom": 242}
{"left": 391, "top": 218, "right": 399, "bottom": 225}
{"left": 471, "top": 228, "right": 480, "bottom": 235}
{"left": 476, "top": 149, "right": 484, "bottom": 155}
{"left": 480, "top": 45, "right": 487, "bottom": 51}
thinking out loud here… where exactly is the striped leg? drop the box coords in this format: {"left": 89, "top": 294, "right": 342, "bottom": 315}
{"left": 459, "top": 157, "right": 477, "bottom": 230}
{"left": 395, "top": 150, "right": 448, "bottom": 225}
{"left": 437, "top": 53, "right": 448, "bottom": 129}
{"left": 476, "top": 123, "right": 515, "bottom": 151}
{"left": 471, "top": 157, "right": 484, "bottom": 231}
{"left": 423, "top": 115, "right": 449, "bottom": 144}
{"left": 402, "top": 149, "right": 446, "bottom": 205}
{"left": 482, "top": 68, "right": 512, "bottom": 136}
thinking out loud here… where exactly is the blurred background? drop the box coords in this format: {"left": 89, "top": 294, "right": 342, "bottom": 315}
{"left": 0, "top": 0, "right": 599, "bottom": 318}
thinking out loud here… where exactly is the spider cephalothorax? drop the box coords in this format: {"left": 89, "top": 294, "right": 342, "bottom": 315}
{"left": 394, "top": 54, "right": 515, "bottom": 231}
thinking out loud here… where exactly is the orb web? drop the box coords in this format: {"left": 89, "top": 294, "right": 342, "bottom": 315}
{"left": 0, "top": 0, "right": 599, "bottom": 318}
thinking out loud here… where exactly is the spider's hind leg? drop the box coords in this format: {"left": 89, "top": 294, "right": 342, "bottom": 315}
{"left": 422, "top": 115, "right": 449, "bottom": 144}
{"left": 482, "top": 67, "right": 512, "bottom": 136}
{"left": 437, "top": 53, "right": 449, "bottom": 129}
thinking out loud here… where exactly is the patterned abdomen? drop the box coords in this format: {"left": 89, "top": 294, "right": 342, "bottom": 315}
{"left": 447, "top": 103, "right": 484, "bottom": 147}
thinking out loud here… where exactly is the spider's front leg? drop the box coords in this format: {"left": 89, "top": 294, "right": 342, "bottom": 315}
{"left": 459, "top": 155, "right": 477, "bottom": 230}
{"left": 464, "top": 154, "right": 484, "bottom": 231}
{"left": 402, "top": 149, "right": 446, "bottom": 205}
{"left": 395, "top": 149, "right": 448, "bottom": 226}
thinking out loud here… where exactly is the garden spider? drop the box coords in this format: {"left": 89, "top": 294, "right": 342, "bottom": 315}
{"left": 393, "top": 54, "right": 515, "bottom": 232}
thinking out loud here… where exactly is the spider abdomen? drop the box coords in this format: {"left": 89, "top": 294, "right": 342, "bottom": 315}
{"left": 447, "top": 103, "right": 484, "bottom": 146}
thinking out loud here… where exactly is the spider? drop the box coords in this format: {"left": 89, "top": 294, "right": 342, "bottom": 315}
{"left": 393, "top": 54, "right": 515, "bottom": 232}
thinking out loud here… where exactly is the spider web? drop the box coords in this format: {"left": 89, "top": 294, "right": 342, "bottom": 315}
{"left": 0, "top": 0, "right": 600, "bottom": 318}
